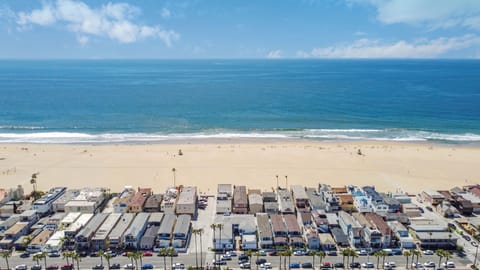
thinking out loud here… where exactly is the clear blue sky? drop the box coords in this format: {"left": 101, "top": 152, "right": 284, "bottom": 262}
{"left": 1, "top": 0, "right": 480, "bottom": 59}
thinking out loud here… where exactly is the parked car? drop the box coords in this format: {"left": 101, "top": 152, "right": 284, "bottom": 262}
{"left": 294, "top": 250, "right": 307, "bottom": 256}
{"left": 334, "top": 263, "right": 345, "bottom": 268}
{"left": 424, "top": 261, "right": 435, "bottom": 268}
{"left": 92, "top": 264, "right": 104, "bottom": 270}
{"left": 48, "top": 252, "right": 61, "bottom": 258}
{"left": 20, "top": 252, "right": 30, "bottom": 258}
{"left": 172, "top": 263, "right": 185, "bottom": 270}
{"left": 261, "top": 262, "right": 272, "bottom": 269}
{"left": 221, "top": 254, "right": 232, "bottom": 261}
{"left": 327, "top": 251, "right": 337, "bottom": 256}
{"left": 240, "top": 263, "right": 251, "bottom": 269}
{"left": 123, "top": 264, "right": 135, "bottom": 270}
{"left": 426, "top": 206, "right": 433, "bottom": 212}
{"left": 268, "top": 251, "right": 277, "bottom": 256}
{"left": 463, "top": 235, "right": 471, "bottom": 241}
{"left": 259, "top": 250, "right": 267, "bottom": 256}
{"left": 472, "top": 241, "right": 479, "bottom": 247}
{"left": 384, "top": 262, "right": 396, "bottom": 268}
{"left": 411, "top": 262, "right": 423, "bottom": 268}
{"left": 141, "top": 264, "right": 154, "bottom": 270}
{"left": 227, "top": 251, "right": 237, "bottom": 257}
{"left": 423, "top": 250, "right": 434, "bottom": 255}
{"left": 212, "top": 259, "right": 227, "bottom": 265}
{"left": 362, "top": 262, "right": 374, "bottom": 268}
{"left": 289, "top": 263, "right": 300, "bottom": 269}
{"left": 256, "top": 258, "right": 267, "bottom": 265}
{"left": 46, "top": 265, "right": 59, "bottom": 270}
{"left": 350, "top": 262, "right": 361, "bottom": 269}
{"left": 79, "top": 251, "right": 88, "bottom": 257}
{"left": 142, "top": 251, "right": 153, "bottom": 257}
{"left": 301, "top": 262, "right": 313, "bottom": 268}
{"left": 31, "top": 265, "right": 42, "bottom": 270}
{"left": 60, "top": 264, "right": 73, "bottom": 270}
{"left": 359, "top": 250, "right": 368, "bottom": 256}
{"left": 110, "top": 264, "right": 121, "bottom": 270}
{"left": 15, "top": 265, "right": 28, "bottom": 270}
{"left": 442, "top": 262, "right": 455, "bottom": 268}
{"left": 320, "top": 262, "right": 333, "bottom": 269}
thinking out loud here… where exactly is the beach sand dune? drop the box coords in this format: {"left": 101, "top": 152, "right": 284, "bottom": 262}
{"left": 0, "top": 141, "right": 478, "bottom": 194}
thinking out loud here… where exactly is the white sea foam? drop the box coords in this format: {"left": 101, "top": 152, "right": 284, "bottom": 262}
{"left": 0, "top": 129, "right": 478, "bottom": 143}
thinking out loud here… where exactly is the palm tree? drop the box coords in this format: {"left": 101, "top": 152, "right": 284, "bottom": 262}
{"left": 284, "top": 249, "right": 293, "bottom": 270}
{"left": 341, "top": 248, "right": 349, "bottom": 266}
{"left": 30, "top": 173, "right": 38, "bottom": 198}
{"left": 135, "top": 251, "right": 144, "bottom": 268}
{"left": 32, "top": 252, "right": 42, "bottom": 266}
{"left": 172, "top": 168, "right": 176, "bottom": 187}
{"left": 40, "top": 251, "right": 48, "bottom": 269}
{"left": 380, "top": 250, "right": 388, "bottom": 268}
{"left": 349, "top": 249, "right": 358, "bottom": 269}
{"left": 443, "top": 250, "right": 452, "bottom": 266}
{"left": 103, "top": 252, "right": 113, "bottom": 270}
{"left": 403, "top": 250, "right": 411, "bottom": 269}
{"left": 217, "top": 224, "right": 224, "bottom": 255}
{"left": 435, "top": 249, "right": 445, "bottom": 268}
{"left": 192, "top": 228, "right": 201, "bottom": 269}
{"left": 127, "top": 252, "right": 135, "bottom": 267}
{"left": 245, "top": 250, "right": 254, "bottom": 270}
{"left": 72, "top": 251, "right": 81, "bottom": 270}
{"left": 197, "top": 228, "right": 204, "bottom": 269}
{"left": 168, "top": 248, "right": 176, "bottom": 270}
{"left": 373, "top": 251, "right": 382, "bottom": 269}
{"left": 410, "top": 249, "right": 422, "bottom": 267}
{"left": 317, "top": 251, "right": 326, "bottom": 269}
{"left": 308, "top": 250, "right": 317, "bottom": 270}
{"left": 158, "top": 248, "right": 169, "bottom": 270}
{"left": 278, "top": 250, "right": 283, "bottom": 270}
{"left": 1, "top": 250, "right": 11, "bottom": 270}
{"left": 62, "top": 251, "right": 72, "bottom": 265}
{"left": 254, "top": 251, "right": 261, "bottom": 270}
{"left": 97, "top": 250, "right": 105, "bottom": 266}
{"left": 210, "top": 224, "right": 218, "bottom": 263}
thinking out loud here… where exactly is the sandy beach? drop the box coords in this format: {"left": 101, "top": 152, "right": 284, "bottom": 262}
{"left": 0, "top": 141, "right": 479, "bottom": 195}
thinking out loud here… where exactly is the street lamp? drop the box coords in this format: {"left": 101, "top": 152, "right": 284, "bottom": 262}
{"left": 276, "top": 175, "right": 279, "bottom": 189}
{"left": 172, "top": 168, "right": 176, "bottom": 188}
{"left": 285, "top": 175, "right": 288, "bottom": 189}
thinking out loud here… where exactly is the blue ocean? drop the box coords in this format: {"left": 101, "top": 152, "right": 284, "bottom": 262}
{"left": 0, "top": 60, "right": 479, "bottom": 144}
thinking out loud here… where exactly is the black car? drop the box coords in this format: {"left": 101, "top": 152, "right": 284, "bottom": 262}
{"left": 463, "top": 235, "right": 472, "bottom": 241}
{"left": 301, "top": 262, "right": 313, "bottom": 268}
{"left": 256, "top": 259, "right": 267, "bottom": 265}
{"left": 20, "top": 252, "right": 30, "bottom": 258}
{"left": 350, "top": 262, "right": 361, "bottom": 268}
{"left": 327, "top": 251, "right": 337, "bottom": 256}
{"left": 90, "top": 252, "right": 99, "bottom": 257}
{"left": 92, "top": 264, "right": 104, "bottom": 270}
{"left": 238, "top": 254, "right": 249, "bottom": 261}
{"left": 31, "top": 265, "right": 42, "bottom": 270}
{"left": 79, "top": 251, "right": 88, "bottom": 257}
{"left": 110, "top": 264, "right": 121, "bottom": 270}
{"left": 426, "top": 206, "right": 433, "bottom": 212}
{"left": 334, "top": 263, "right": 345, "bottom": 268}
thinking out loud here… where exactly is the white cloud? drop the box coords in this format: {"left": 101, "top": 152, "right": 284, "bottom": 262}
{"left": 266, "top": 49, "right": 283, "bottom": 59}
{"left": 352, "top": 0, "right": 480, "bottom": 30}
{"left": 298, "top": 34, "right": 480, "bottom": 58}
{"left": 15, "top": 0, "right": 179, "bottom": 46}
{"left": 160, "top": 8, "right": 171, "bottom": 18}
{"left": 354, "top": 31, "right": 367, "bottom": 36}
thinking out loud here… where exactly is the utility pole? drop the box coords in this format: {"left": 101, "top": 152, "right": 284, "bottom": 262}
{"left": 172, "top": 168, "right": 176, "bottom": 188}
{"left": 474, "top": 243, "right": 479, "bottom": 268}
{"left": 276, "top": 175, "right": 279, "bottom": 189}
{"left": 285, "top": 175, "right": 288, "bottom": 190}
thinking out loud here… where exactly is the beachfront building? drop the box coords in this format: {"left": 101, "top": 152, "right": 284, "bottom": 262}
{"left": 216, "top": 197, "right": 232, "bottom": 214}
{"left": 44, "top": 230, "right": 64, "bottom": 253}
{"left": 0, "top": 222, "right": 29, "bottom": 249}
{"left": 212, "top": 216, "right": 234, "bottom": 251}
{"left": 113, "top": 187, "right": 136, "bottom": 213}
{"left": 319, "top": 233, "right": 337, "bottom": 250}
{"left": 176, "top": 186, "right": 197, "bottom": 216}
{"left": 0, "top": 215, "right": 20, "bottom": 232}
{"left": 64, "top": 213, "right": 93, "bottom": 238}
{"left": 218, "top": 184, "right": 233, "bottom": 198}
{"left": 388, "top": 221, "right": 415, "bottom": 249}
{"left": 284, "top": 214, "right": 303, "bottom": 248}
{"left": 312, "top": 209, "right": 329, "bottom": 233}
{"left": 306, "top": 188, "right": 327, "bottom": 210}
{"left": 19, "top": 210, "right": 39, "bottom": 227}
{"left": 278, "top": 189, "right": 295, "bottom": 214}
{"left": 75, "top": 213, "right": 108, "bottom": 250}
{"left": 421, "top": 190, "right": 445, "bottom": 206}
{"left": 248, "top": 192, "right": 263, "bottom": 214}
{"left": 140, "top": 223, "right": 159, "bottom": 250}
{"left": 351, "top": 187, "right": 371, "bottom": 213}
{"left": 157, "top": 214, "right": 176, "bottom": 248}
{"left": 291, "top": 185, "right": 309, "bottom": 210}
{"left": 172, "top": 214, "right": 191, "bottom": 250}
{"left": 319, "top": 184, "right": 341, "bottom": 212}
{"left": 124, "top": 212, "right": 150, "bottom": 249}
{"left": 64, "top": 187, "right": 106, "bottom": 214}
{"left": 381, "top": 194, "right": 402, "bottom": 213}
{"left": 144, "top": 194, "right": 163, "bottom": 212}
{"left": 108, "top": 213, "right": 135, "bottom": 249}
{"left": 330, "top": 227, "right": 349, "bottom": 247}
{"left": 352, "top": 212, "right": 381, "bottom": 248}
{"left": 271, "top": 214, "right": 288, "bottom": 247}
{"left": 401, "top": 203, "right": 422, "bottom": 217}
{"left": 338, "top": 211, "right": 362, "bottom": 247}
{"left": 59, "top": 212, "right": 81, "bottom": 229}
{"left": 27, "top": 229, "right": 53, "bottom": 253}
{"left": 241, "top": 234, "right": 257, "bottom": 250}
{"left": 233, "top": 186, "right": 248, "bottom": 214}
{"left": 52, "top": 189, "right": 80, "bottom": 212}
{"left": 32, "top": 187, "right": 67, "bottom": 215}
{"left": 305, "top": 228, "right": 320, "bottom": 250}
{"left": 147, "top": 212, "right": 164, "bottom": 226}
{"left": 364, "top": 212, "right": 392, "bottom": 248}
{"left": 257, "top": 213, "right": 273, "bottom": 249}
{"left": 415, "top": 231, "right": 458, "bottom": 250}
{"left": 127, "top": 188, "right": 152, "bottom": 213}
{"left": 45, "top": 213, "right": 66, "bottom": 231}
{"left": 91, "top": 213, "right": 122, "bottom": 250}
{"left": 362, "top": 186, "right": 389, "bottom": 216}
